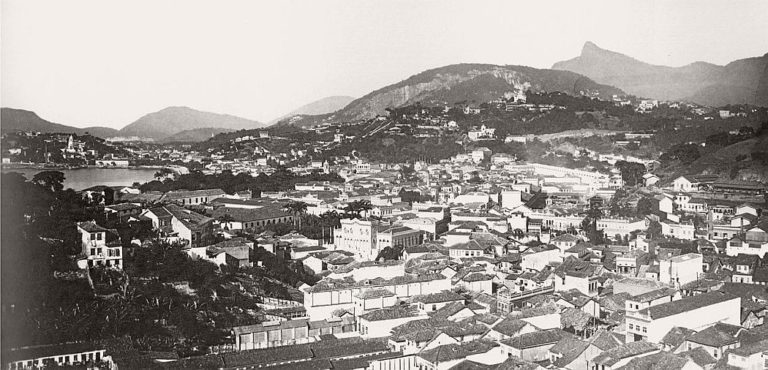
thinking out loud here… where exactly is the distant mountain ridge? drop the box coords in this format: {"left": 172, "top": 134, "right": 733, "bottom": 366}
{"left": 0, "top": 108, "right": 119, "bottom": 137}
{"left": 553, "top": 41, "right": 768, "bottom": 106}
{"left": 269, "top": 96, "right": 355, "bottom": 124}
{"left": 1, "top": 106, "right": 265, "bottom": 142}
{"left": 275, "top": 63, "right": 623, "bottom": 127}
{"left": 117, "top": 106, "right": 265, "bottom": 141}
{"left": 161, "top": 127, "right": 237, "bottom": 143}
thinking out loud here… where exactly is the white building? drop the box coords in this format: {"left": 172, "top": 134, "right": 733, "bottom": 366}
{"left": 659, "top": 253, "right": 702, "bottom": 288}
{"left": 76, "top": 221, "right": 123, "bottom": 269}
{"left": 624, "top": 291, "right": 740, "bottom": 343}
{"left": 597, "top": 218, "right": 648, "bottom": 239}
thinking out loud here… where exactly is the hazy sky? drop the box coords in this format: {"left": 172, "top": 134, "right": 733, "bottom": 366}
{"left": 2, "top": 0, "right": 767, "bottom": 128}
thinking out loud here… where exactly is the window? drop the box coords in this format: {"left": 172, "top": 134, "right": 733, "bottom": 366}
{"left": 97, "top": 248, "right": 102, "bottom": 255}
{"left": 629, "top": 323, "right": 634, "bottom": 330}
{"left": 90, "top": 248, "right": 96, "bottom": 256}
{"left": 642, "top": 327, "right": 647, "bottom": 333}
{"left": 90, "top": 234, "right": 96, "bottom": 240}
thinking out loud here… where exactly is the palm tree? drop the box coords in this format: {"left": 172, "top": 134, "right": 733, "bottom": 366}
{"left": 344, "top": 200, "right": 372, "bottom": 218}
{"left": 217, "top": 213, "right": 235, "bottom": 230}
{"left": 283, "top": 201, "right": 308, "bottom": 230}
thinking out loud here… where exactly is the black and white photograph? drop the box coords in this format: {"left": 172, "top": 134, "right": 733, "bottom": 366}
{"left": 2, "top": 0, "right": 768, "bottom": 369}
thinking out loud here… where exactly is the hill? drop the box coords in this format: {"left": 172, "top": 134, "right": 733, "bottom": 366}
{"left": 118, "top": 106, "right": 265, "bottom": 141}
{"left": 275, "top": 63, "right": 623, "bottom": 127}
{"left": 269, "top": 96, "right": 354, "bottom": 124}
{"left": 0, "top": 108, "right": 119, "bottom": 137}
{"left": 161, "top": 127, "right": 237, "bottom": 143}
{"left": 553, "top": 41, "right": 768, "bottom": 106}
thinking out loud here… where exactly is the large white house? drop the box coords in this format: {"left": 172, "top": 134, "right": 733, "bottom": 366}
{"left": 76, "top": 221, "right": 123, "bottom": 269}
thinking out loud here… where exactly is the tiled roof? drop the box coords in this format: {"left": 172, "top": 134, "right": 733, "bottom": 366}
{"left": 618, "top": 351, "right": 690, "bottom": 370}
{"left": 678, "top": 347, "right": 716, "bottom": 367}
{"left": 686, "top": 325, "right": 739, "bottom": 347}
{"left": 500, "top": 328, "right": 571, "bottom": 349}
{"left": 212, "top": 206, "right": 290, "bottom": 222}
{"left": 355, "top": 288, "right": 396, "bottom": 300}
{"left": 631, "top": 287, "right": 677, "bottom": 303}
{"left": 418, "top": 340, "right": 499, "bottom": 364}
{"left": 162, "top": 188, "right": 226, "bottom": 200}
{"left": 660, "top": 326, "right": 697, "bottom": 348}
{"left": 491, "top": 318, "right": 531, "bottom": 337}
{"left": 411, "top": 290, "right": 464, "bottom": 304}
{"left": 551, "top": 338, "right": 589, "bottom": 368}
{"left": 77, "top": 220, "right": 109, "bottom": 233}
{"left": 449, "top": 240, "right": 486, "bottom": 251}
{"left": 431, "top": 302, "right": 475, "bottom": 320}
{"left": 589, "top": 329, "right": 623, "bottom": 351}
{"left": 638, "top": 291, "right": 737, "bottom": 320}
{"left": 359, "top": 306, "right": 420, "bottom": 322}
{"left": 592, "top": 341, "right": 659, "bottom": 366}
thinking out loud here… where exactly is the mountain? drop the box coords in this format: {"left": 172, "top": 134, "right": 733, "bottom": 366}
{"left": 0, "top": 108, "right": 119, "bottom": 137}
{"left": 118, "top": 106, "right": 265, "bottom": 141}
{"left": 275, "top": 64, "right": 623, "bottom": 127}
{"left": 553, "top": 41, "right": 768, "bottom": 107}
{"left": 270, "top": 96, "right": 355, "bottom": 124}
{"left": 161, "top": 127, "right": 236, "bottom": 143}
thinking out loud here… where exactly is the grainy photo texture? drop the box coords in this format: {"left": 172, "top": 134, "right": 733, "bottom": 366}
{"left": 2, "top": 0, "right": 768, "bottom": 369}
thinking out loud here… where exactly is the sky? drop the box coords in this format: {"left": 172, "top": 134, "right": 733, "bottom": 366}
{"left": 2, "top": 0, "right": 767, "bottom": 129}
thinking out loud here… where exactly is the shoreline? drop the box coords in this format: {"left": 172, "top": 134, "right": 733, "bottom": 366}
{"left": 1, "top": 164, "right": 168, "bottom": 171}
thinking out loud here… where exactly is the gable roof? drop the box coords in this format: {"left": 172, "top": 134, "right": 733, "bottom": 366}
{"left": 591, "top": 341, "right": 659, "bottom": 366}
{"left": 418, "top": 340, "right": 499, "bottom": 364}
{"left": 617, "top": 351, "right": 690, "bottom": 370}
{"left": 500, "top": 329, "right": 571, "bottom": 349}
{"left": 589, "top": 329, "right": 624, "bottom": 351}
{"left": 660, "top": 327, "right": 697, "bottom": 349}
{"left": 637, "top": 291, "right": 737, "bottom": 320}
{"left": 550, "top": 337, "right": 589, "bottom": 368}
{"left": 491, "top": 318, "right": 532, "bottom": 337}
{"left": 677, "top": 347, "right": 716, "bottom": 367}
{"left": 686, "top": 324, "right": 739, "bottom": 347}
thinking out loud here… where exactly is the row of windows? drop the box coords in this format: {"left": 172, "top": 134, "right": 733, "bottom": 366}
{"left": 89, "top": 233, "right": 103, "bottom": 241}
{"left": 244, "top": 217, "right": 291, "bottom": 229}
{"left": 10, "top": 352, "right": 102, "bottom": 369}
{"left": 89, "top": 248, "right": 121, "bottom": 257}
{"left": 628, "top": 323, "right": 647, "bottom": 333}
{"left": 180, "top": 197, "right": 209, "bottom": 205}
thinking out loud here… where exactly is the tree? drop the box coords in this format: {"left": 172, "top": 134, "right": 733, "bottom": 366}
{"left": 647, "top": 220, "right": 662, "bottom": 239}
{"left": 344, "top": 200, "right": 372, "bottom": 218}
{"left": 376, "top": 245, "right": 404, "bottom": 261}
{"left": 615, "top": 161, "right": 646, "bottom": 187}
{"left": 582, "top": 204, "right": 604, "bottom": 244}
{"left": 283, "top": 201, "right": 308, "bottom": 229}
{"left": 154, "top": 167, "right": 175, "bottom": 181}
{"left": 32, "top": 170, "right": 65, "bottom": 193}
{"left": 217, "top": 213, "right": 235, "bottom": 230}
{"left": 636, "top": 197, "right": 656, "bottom": 216}
{"left": 659, "top": 143, "right": 700, "bottom": 165}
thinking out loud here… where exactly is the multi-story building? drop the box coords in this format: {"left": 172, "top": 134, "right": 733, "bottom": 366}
{"left": 141, "top": 204, "right": 214, "bottom": 247}
{"left": 334, "top": 219, "right": 378, "bottom": 261}
{"left": 597, "top": 218, "right": 647, "bottom": 239}
{"left": 333, "top": 219, "right": 423, "bottom": 261}
{"left": 300, "top": 273, "right": 451, "bottom": 319}
{"left": 159, "top": 188, "right": 226, "bottom": 206}
{"left": 76, "top": 221, "right": 123, "bottom": 269}
{"left": 658, "top": 253, "right": 703, "bottom": 288}
{"left": 624, "top": 291, "right": 740, "bottom": 343}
